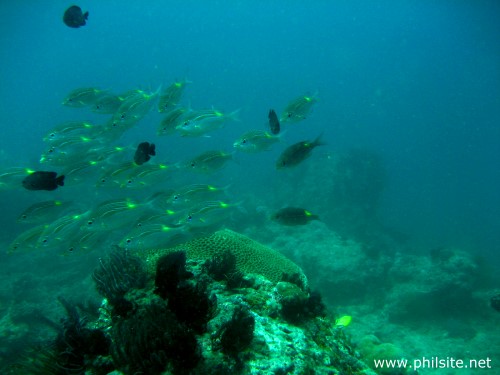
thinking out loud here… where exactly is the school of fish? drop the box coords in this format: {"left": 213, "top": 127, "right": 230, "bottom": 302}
{"left": 2, "top": 79, "right": 323, "bottom": 255}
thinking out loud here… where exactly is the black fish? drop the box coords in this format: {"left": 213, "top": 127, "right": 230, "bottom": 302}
{"left": 268, "top": 109, "right": 280, "bottom": 135}
{"left": 63, "top": 5, "right": 89, "bottom": 28}
{"left": 134, "top": 142, "right": 156, "bottom": 165}
{"left": 22, "top": 172, "right": 65, "bottom": 191}
{"left": 276, "top": 133, "right": 325, "bottom": 169}
{"left": 272, "top": 207, "right": 319, "bottom": 226}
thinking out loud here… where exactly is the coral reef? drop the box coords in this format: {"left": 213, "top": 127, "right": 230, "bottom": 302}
{"left": 203, "top": 249, "right": 248, "bottom": 289}
{"left": 154, "top": 251, "right": 217, "bottom": 334}
{"left": 110, "top": 298, "right": 201, "bottom": 375}
{"left": 154, "top": 251, "right": 192, "bottom": 299}
{"left": 6, "top": 229, "right": 378, "bottom": 375}
{"left": 280, "top": 289, "right": 327, "bottom": 325}
{"left": 386, "top": 248, "right": 489, "bottom": 325}
{"left": 143, "top": 229, "right": 308, "bottom": 289}
{"left": 358, "top": 335, "right": 408, "bottom": 375}
{"left": 212, "top": 306, "right": 255, "bottom": 359}
{"left": 9, "top": 297, "right": 112, "bottom": 374}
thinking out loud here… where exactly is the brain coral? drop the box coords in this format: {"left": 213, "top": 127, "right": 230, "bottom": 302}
{"left": 143, "top": 229, "right": 307, "bottom": 289}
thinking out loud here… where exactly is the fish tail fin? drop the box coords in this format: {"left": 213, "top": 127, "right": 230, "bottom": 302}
{"left": 84, "top": 11, "right": 89, "bottom": 20}
{"left": 153, "top": 84, "right": 163, "bottom": 97}
{"left": 276, "top": 129, "right": 288, "bottom": 141}
{"left": 225, "top": 199, "right": 247, "bottom": 214}
{"left": 228, "top": 150, "right": 239, "bottom": 164}
{"left": 227, "top": 108, "right": 241, "bottom": 122}
{"left": 56, "top": 175, "right": 65, "bottom": 187}
{"left": 221, "top": 183, "right": 233, "bottom": 194}
{"left": 313, "top": 133, "right": 326, "bottom": 147}
{"left": 145, "top": 190, "right": 174, "bottom": 211}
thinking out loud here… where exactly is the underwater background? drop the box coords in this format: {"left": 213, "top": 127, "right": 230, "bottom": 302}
{"left": 1, "top": 1, "right": 499, "bottom": 374}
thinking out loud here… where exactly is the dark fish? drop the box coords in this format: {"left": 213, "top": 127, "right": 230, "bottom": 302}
{"left": 268, "top": 109, "right": 280, "bottom": 135}
{"left": 276, "top": 133, "right": 324, "bottom": 169}
{"left": 271, "top": 207, "right": 319, "bottom": 226}
{"left": 63, "top": 5, "right": 89, "bottom": 28}
{"left": 22, "top": 171, "right": 65, "bottom": 191}
{"left": 134, "top": 142, "right": 156, "bottom": 165}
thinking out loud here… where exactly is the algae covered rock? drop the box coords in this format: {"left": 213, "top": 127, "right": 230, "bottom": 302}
{"left": 358, "top": 335, "right": 408, "bottom": 375}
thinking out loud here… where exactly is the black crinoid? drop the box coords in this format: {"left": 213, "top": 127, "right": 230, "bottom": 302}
{"left": 12, "top": 297, "right": 111, "bottom": 375}
{"left": 108, "top": 250, "right": 219, "bottom": 374}
{"left": 280, "top": 290, "right": 327, "bottom": 325}
{"left": 154, "top": 250, "right": 192, "bottom": 300}
{"left": 203, "top": 249, "right": 249, "bottom": 289}
{"left": 54, "top": 297, "right": 111, "bottom": 372}
{"left": 213, "top": 306, "right": 255, "bottom": 360}
{"left": 92, "top": 246, "right": 147, "bottom": 317}
{"left": 111, "top": 298, "right": 201, "bottom": 375}
{"left": 155, "top": 251, "right": 218, "bottom": 334}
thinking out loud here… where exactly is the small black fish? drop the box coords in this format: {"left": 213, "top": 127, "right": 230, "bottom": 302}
{"left": 22, "top": 172, "right": 65, "bottom": 191}
{"left": 271, "top": 207, "right": 319, "bottom": 226}
{"left": 276, "top": 133, "right": 325, "bottom": 169}
{"left": 134, "top": 142, "right": 156, "bottom": 165}
{"left": 63, "top": 5, "right": 89, "bottom": 28}
{"left": 268, "top": 109, "right": 280, "bottom": 135}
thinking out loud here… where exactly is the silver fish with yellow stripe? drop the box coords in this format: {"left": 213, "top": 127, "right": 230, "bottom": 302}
{"left": 62, "top": 87, "right": 108, "bottom": 107}
{"left": 233, "top": 130, "right": 281, "bottom": 153}
{"left": 280, "top": 92, "right": 318, "bottom": 123}
{"left": 183, "top": 150, "right": 234, "bottom": 174}
{"left": 17, "top": 200, "right": 74, "bottom": 224}
{"left": 158, "top": 78, "right": 190, "bottom": 112}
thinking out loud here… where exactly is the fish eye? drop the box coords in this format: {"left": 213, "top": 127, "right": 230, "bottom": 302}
{"left": 68, "top": 247, "right": 74, "bottom": 252}
{"left": 48, "top": 148, "right": 54, "bottom": 153}
{"left": 127, "top": 180, "right": 132, "bottom": 184}
{"left": 190, "top": 163, "right": 196, "bottom": 167}
{"left": 173, "top": 195, "right": 179, "bottom": 201}
{"left": 42, "top": 238, "right": 48, "bottom": 243}
{"left": 87, "top": 220, "right": 93, "bottom": 226}
{"left": 187, "top": 215, "right": 192, "bottom": 222}
{"left": 21, "top": 215, "right": 27, "bottom": 219}
{"left": 242, "top": 139, "right": 247, "bottom": 144}
{"left": 126, "top": 239, "right": 131, "bottom": 243}
{"left": 50, "top": 133, "right": 55, "bottom": 138}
